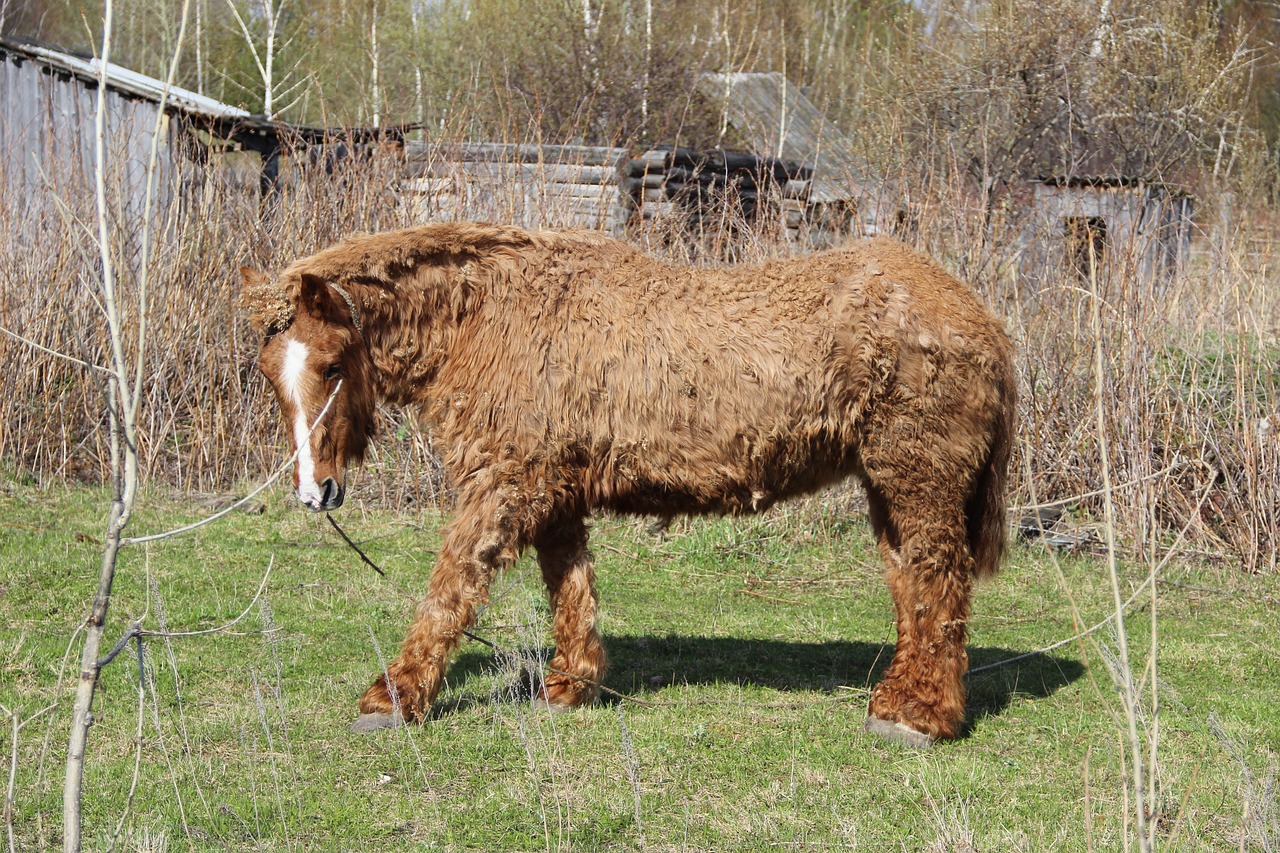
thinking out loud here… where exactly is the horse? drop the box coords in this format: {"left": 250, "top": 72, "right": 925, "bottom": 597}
{"left": 241, "top": 221, "right": 1017, "bottom": 748}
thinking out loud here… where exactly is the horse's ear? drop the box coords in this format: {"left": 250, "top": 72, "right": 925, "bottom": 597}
{"left": 239, "top": 267, "right": 293, "bottom": 332}
{"left": 298, "top": 273, "right": 340, "bottom": 320}
{"left": 298, "top": 273, "right": 360, "bottom": 329}
{"left": 240, "top": 267, "right": 268, "bottom": 289}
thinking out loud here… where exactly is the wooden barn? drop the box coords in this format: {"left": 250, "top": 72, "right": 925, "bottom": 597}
{"left": 0, "top": 34, "right": 406, "bottom": 230}
{"left": 1020, "top": 176, "right": 1194, "bottom": 284}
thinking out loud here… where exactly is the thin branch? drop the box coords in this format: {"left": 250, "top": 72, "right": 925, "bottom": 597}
{"left": 143, "top": 557, "right": 275, "bottom": 640}
{"left": 64, "top": 2, "right": 126, "bottom": 845}
{"left": 131, "top": 0, "right": 195, "bottom": 428}
{"left": 107, "top": 636, "right": 146, "bottom": 852}
{"left": 972, "top": 466, "right": 1213, "bottom": 679}
{"left": 222, "top": 0, "right": 268, "bottom": 81}
{"left": 1014, "top": 459, "right": 1187, "bottom": 512}
{"left": 3, "top": 704, "right": 57, "bottom": 853}
{"left": 0, "top": 326, "right": 111, "bottom": 374}
{"left": 1089, "top": 235, "right": 1149, "bottom": 852}
{"left": 3, "top": 708, "right": 13, "bottom": 853}
{"left": 97, "top": 556, "right": 275, "bottom": 671}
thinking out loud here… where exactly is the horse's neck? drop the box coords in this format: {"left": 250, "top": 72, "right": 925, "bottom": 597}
{"left": 362, "top": 297, "right": 449, "bottom": 406}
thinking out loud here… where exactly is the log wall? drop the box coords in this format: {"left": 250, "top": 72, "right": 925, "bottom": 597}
{"left": 402, "top": 141, "right": 631, "bottom": 233}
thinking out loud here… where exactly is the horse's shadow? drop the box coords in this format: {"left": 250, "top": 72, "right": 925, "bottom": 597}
{"left": 437, "top": 634, "right": 1085, "bottom": 736}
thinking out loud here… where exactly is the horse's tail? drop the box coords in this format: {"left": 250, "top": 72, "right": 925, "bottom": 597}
{"left": 967, "top": 358, "right": 1017, "bottom": 579}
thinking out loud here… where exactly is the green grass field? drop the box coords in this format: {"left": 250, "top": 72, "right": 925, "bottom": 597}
{"left": 2, "top": 479, "right": 1276, "bottom": 851}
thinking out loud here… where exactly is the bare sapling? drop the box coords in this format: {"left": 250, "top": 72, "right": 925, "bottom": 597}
{"left": 224, "top": 0, "right": 309, "bottom": 119}
{"left": 61, "top": 1, "right": 191, "bottom": 848}
{"left": 1086, "top": 238, "right": 1153, "bottom": 853}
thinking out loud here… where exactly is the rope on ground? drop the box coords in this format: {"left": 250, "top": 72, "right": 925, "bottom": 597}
{"left": 967, "top": 574, "right": 1152, "bottom": 677}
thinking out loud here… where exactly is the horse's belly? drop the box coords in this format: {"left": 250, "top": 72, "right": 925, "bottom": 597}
{"left": 588, "top": 425, "right": 861, "bottom": 516}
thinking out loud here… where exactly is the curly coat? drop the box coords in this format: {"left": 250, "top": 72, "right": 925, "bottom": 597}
{"left": 244, "top": 221, "right": 1017, "bottom": 746}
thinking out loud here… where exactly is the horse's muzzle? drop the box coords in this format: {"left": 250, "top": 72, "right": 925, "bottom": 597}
{"left": 301, "top": 478, "right": 345, "bottom": 512}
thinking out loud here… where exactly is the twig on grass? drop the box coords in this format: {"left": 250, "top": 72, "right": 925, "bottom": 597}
{"left": 739, "top": 587, "right": 807, "bottom": 606}
{"left": 96, "top": 557, "right": 277, "bottom": 669}
{"left": 3, "top": 703, "right": 58, "bottom": 853}
{"left": 616, "top": 703, "right": 646, "bottom": 849}
{"left": 107, "top": 635, "right": 146, "bottom": 853}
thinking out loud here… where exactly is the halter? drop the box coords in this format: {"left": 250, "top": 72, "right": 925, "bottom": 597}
{"left": 326, "top": 282, "right": 364, "bottom": 337}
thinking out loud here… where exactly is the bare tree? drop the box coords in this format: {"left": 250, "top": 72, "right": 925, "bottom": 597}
{"left": 223, "top": 0, "right": 309, "bottom": 118}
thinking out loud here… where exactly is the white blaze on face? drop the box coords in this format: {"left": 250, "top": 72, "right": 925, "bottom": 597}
{"left": 281, "top": 338, "right": 323, "bottom": 506}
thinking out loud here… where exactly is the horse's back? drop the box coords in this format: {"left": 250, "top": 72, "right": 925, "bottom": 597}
{"left": 429, "top": 227, "right": 1012, "bottom": 518}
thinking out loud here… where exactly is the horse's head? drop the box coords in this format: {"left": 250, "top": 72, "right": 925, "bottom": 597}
{"left": 242, "top": 268, "right": 376, "bottom": 511}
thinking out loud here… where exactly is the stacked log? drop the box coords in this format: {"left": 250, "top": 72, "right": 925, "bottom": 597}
{"left": 620, "top": 145, "right": 814, "bottom": 239}
{"left": 401, "top": 141, "right": 630, "bottom": 233}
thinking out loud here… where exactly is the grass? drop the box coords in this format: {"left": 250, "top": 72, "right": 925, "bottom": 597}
{"left": 2, "top": 477, "right": 1277, "bottom": 851}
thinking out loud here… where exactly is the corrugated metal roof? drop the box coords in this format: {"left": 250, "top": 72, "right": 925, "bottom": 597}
{"left": 1035, "top": 175, "right": 1191, "bottom": 197}
{"left": 700, "top": 72, "right": 869, "bottom": 205}
{"left": 0, "top": 34, "right": 249, "bottom": 122}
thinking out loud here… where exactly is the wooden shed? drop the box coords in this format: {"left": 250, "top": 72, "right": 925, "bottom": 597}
{"left": 0, "top": 34, "right": 257, "bottom": 222}
{"left": 0, "top": 34, "right": 408, "bottom": 226}
{"left": 1021, "top": 176, "right": 1194, "bottom": 284}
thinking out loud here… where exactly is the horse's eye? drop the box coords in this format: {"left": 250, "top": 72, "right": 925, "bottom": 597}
{"left": 324, "top": 364, "right": 341, "bottom": 381}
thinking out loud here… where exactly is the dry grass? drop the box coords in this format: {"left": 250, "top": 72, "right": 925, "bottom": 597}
{"left": 1, "top": 130, "right": 1277, "bottom": 571}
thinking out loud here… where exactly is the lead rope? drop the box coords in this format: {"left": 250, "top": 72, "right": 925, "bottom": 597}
{"left": 326, "top": 282, "right": 364, "bottom": 336}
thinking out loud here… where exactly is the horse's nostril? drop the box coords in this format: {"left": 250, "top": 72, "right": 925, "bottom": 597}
{"left": 320, "top": 478, "right": 344, "bottom": 509}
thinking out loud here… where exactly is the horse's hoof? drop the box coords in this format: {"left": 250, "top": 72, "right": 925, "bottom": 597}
{"left": 351, "top": 712, "right": 405, "bottom": 733}
{"left": 864, "top": 716, "right": 936, "bottom": 749}
{"left": 531, "top": 697, "right": 576, "bottom": 715}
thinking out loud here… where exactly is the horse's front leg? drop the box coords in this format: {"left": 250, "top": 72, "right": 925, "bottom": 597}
{"left": 352, "top": 489, "right": 528, "bottom": 731}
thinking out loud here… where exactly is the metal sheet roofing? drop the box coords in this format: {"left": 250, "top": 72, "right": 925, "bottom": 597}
{"left": 0, "top": 34, "right": 250, "bottom": 122}
{"left": 700, "top": 72, "right": 869, "bottom": 204}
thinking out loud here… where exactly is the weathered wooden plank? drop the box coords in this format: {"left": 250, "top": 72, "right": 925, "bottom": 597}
{"left": 784, "top": 179, "right": 811, "bottom": 199}
{"left": 524, "top": 182, "right": 620, "bottom": 200}
{"left": 551, "top": 201, "right": 622, "bottom": 220}
{"left": 401, "top": 176, "right": 456, "bottom": 193}
{"left": 404, "top": 140, "right": 627, "bottom": 169}
{"left": 639, "top": 201, "right": 678, "bottom": 218}
{"left": 408, "top": 159, "right": 621, "bottom": 184}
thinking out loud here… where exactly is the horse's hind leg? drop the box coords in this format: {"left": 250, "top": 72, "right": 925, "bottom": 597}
{"left": 353, "top": 489, "right": 525, "bottom": 731}
{"left": 534, "top": 517, "right": 606, "bottom": 709}
{"left": 863, "top": 475, "right": 975, "bottom": 747}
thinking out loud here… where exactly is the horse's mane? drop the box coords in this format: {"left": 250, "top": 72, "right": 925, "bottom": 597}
{"left": 248, "top": 223, "right": 628, "bottom": 331}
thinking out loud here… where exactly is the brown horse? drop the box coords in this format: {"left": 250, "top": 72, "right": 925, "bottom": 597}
{"left": 241, "top": 222, "right": 1016, "bottom": 747}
